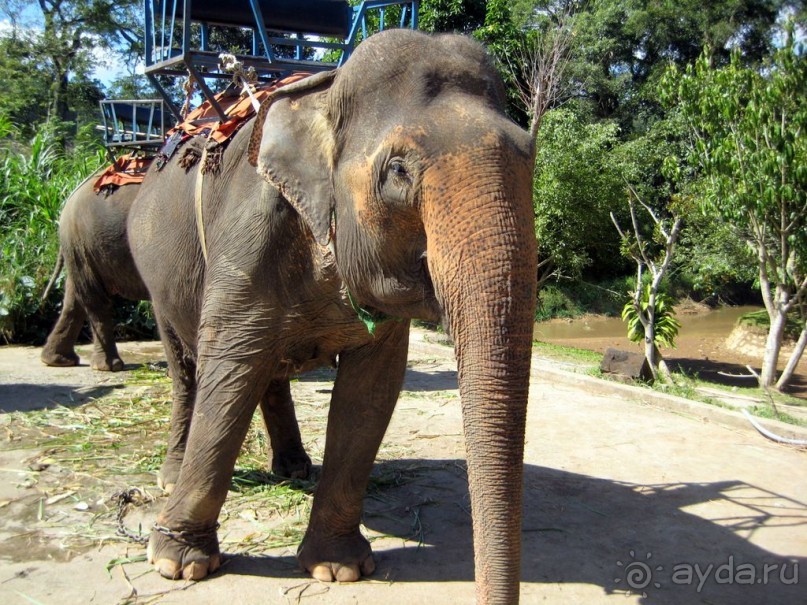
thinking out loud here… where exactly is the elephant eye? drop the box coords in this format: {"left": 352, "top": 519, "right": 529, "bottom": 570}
{"left": 379, "top": 155, "right": 415, "bottom": 207}
{"left": 388, "top": 159, "right": 411, "bottom": 183}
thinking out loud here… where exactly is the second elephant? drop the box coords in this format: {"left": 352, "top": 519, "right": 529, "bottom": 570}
{"left": 40, "top": 170, "right": 311, "bottom": 486}
{"left": 40, "top": 172, "right": 149, "bottom": 371}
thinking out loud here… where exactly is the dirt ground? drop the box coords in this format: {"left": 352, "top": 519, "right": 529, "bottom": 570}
{"left": 0, "top": 329, "right": 805, "bottom": 604}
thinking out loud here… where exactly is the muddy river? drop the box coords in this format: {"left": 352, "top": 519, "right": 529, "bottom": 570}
{"left": 534, "top": 305, "right": 763, "bottom": 342}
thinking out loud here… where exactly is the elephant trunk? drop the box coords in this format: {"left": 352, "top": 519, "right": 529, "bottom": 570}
{"left": 424, "top": 146, "right": 537, "bottom": 604}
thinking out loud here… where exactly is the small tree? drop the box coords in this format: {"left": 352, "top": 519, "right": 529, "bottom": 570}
{"left": 505, "top": 1, "right": 577, "bottom": 140}
{"left": 661, "top": 29, "right": 807, "bottom": 389}
{"left": 611, "top": 182, "right": 682, "bottom": 382}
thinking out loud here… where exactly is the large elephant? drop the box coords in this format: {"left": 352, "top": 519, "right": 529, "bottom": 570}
{"left": 40, "top": 172, "right": 149, "bottom": 371}
{"left": 128, "top": 29, "right": 537, "bottom": 604}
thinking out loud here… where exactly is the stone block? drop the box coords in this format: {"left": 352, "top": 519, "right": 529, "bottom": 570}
{"left": 600, "top": 348, "right": 654, "bottom": 383}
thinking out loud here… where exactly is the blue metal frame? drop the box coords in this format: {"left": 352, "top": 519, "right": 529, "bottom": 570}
{"left": 341, "top": 1, "right": 418, "bottom": 66}
{"left": 144, "top": 0, "right": 419, "bottom": 121}
{"left": 99, "top": 98, "right": 165, "bottom": 156}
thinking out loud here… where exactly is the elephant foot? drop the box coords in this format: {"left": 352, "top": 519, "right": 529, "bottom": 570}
{"left": 297, "top": 529, "right": 375, "bottom": 582}
{"left": 91, "top": 353, "right": 125, "bottom": 372}
{"left": 271, "top": 447, "right": 312, "bottom": 480}
{"left": 41, "top": 349, "right": 80, "bottom": 367}
{"left": 147, "top": 522, "right": 221, "bottom": 581}
{"left": 158, "top": 457, "right": 183, "bottom": 494}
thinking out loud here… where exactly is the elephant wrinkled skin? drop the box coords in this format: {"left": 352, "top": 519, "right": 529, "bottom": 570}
{"left": 128, "top": 30, "right": 537, "bottom": 604}
{"left": 40, "top": 173, "right": 149, "bottom": 372}
{"left": 39, "top": 172, "right": 312, "bottom": 489}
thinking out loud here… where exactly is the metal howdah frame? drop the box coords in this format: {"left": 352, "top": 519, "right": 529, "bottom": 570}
{"left": 143, "top": 0, "right": 420, "bottom": 122}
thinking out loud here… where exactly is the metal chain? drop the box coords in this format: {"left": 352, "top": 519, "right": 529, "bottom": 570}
{"left": 152, "top": 522, "right": 221, "bottom": 548}
{"left": 112, "top": 487, "right": 220, "bottom": 548}
{"left": 112, "top": 487, "right": 153, "bottom": 545}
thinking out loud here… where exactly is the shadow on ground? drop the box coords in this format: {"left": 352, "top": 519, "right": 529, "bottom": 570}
{"left": 667, "top": 357, "right": 807, "bottom": 398}
{"left": 403, "top": 369, "right": 458, "bottom": 392}
{"left": 0, "top": 383, "right": 123, "bottom": 413}
{"left": 296, "top": 367, "right": 459, "bottom": 393}
{"left": 217, "top": 460, "right": 805, "bottom": 604}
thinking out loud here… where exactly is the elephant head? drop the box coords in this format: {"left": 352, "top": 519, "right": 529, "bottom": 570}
{"left": 250, "top": 29, "right": 537, "bottom": 603}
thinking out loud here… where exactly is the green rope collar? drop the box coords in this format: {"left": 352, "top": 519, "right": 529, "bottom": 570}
{"left": 345, "top": 289, "right": 398, "bottom": 336}
{"left": 329, "top": 211, "right": 400, "bottom": 335}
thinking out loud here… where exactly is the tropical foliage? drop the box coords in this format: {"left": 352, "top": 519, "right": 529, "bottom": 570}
{"left": 661, "top": 28, "right": 807, "bottom": 388}
{"left": 0, "top": 0, "right": 804, "bottom": 385}
{"left": 0, "top": 119, "right": 105, "bottom": 341}
{"left": 622, "top": 285, "right": 681, "bottom": 349}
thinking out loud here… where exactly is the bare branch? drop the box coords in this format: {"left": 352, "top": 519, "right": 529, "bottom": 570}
{"left": 623, "top": 177, "right": 669, "bottom": 238}
{"left": 609, "top": 211, "right": 628, "bottom": 241}
{"left": 505, "top": 4, "right": 578, "bottom": 142}
{"left": 627, "top": 198, "right": 653, "bottom": 270}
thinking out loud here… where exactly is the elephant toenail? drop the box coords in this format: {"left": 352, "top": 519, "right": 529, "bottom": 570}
{"left": 155, "top": 558, "right": 182, "bottom": 579}
{"left": 182, "top": 560, "right": 208, "bottom": 581}
{"left": 335, "top": 564, "right": 360, "bottom": 582}
{"left": 311, "top": 564, "right": 334, "bottom": 582}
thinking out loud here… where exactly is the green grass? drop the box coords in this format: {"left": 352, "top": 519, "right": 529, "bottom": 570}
{"left": 532, "top": 340, "right": 603, "bottom": 367}
{"left": 737, "top": 309, "right": 804, "bottom": 339}
{"left": 747, "top": 403, "right": 807, "bottom": 427}
{"left": 530, "top": 339, "right": 807, "bottom": 427}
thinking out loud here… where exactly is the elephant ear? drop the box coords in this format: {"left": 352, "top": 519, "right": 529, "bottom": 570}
{"left": 249, "top": 70, "right": 337, "bottom": 246}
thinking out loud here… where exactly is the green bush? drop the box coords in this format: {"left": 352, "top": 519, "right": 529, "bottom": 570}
{"left": 535, "top": 285, "right": 580, "bottom": 321}
{"left": 0, "top": 118, "right": 156, "bottom": 344}
{"left": 621, "top": 285, "right": 681, "bottom": 348}
{"left": 536, "top": 277, "right": 630, "bottom": 321}
{"left": 738, "top": 310, "right": 803, "bottom": 340}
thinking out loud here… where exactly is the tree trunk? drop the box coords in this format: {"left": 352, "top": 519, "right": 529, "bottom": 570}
{"left": 642, "top": 297, "right": 668, "bottom": 382}
{"left": 644, "top": 328, "right": 658, "bottom": 381}
{"left": 760, "top": 308, "right": 787, "bottom": 387}
{"left": 776, "top": 325, "right": 807, "bottom": 390}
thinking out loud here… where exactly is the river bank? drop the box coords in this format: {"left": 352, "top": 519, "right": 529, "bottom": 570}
{"left": 534, "top": 305, "right": 807, "bottom": 399}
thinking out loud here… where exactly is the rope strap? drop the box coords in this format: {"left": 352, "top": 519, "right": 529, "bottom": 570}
{"left": 195, "top": 146, "right": 210, "bottom": 261}
{"left": 219, "top": 53, "right": 261, "bottom": 112}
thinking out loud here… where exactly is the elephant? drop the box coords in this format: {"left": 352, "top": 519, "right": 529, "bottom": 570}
{"left": 40, "top": 172, "right": 149, "bottom": 371}
{"left": 128, "top": 29, "right": 537, "bottom": 604}
{"left": 39, "top": 170, "right": 312, "bottom": 488}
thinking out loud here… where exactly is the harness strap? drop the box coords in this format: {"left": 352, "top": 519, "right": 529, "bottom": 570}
{"left": 195, "top": 146, "right": 209, "bottom": 262}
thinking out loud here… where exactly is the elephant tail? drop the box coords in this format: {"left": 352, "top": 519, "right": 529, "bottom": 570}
{"left": 40, "top": 249, "right": 64, "bottom": 304}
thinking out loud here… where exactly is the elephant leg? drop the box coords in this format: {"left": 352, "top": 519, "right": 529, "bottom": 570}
{"left": 41, "top": 277, "right": 86, "bottom": 367}
{"left": 83, "top": 296, "right": 125, "bottom": 372}
{"left": 157, "top": 322, "right": 197, "bottom": 494}
{"left": 297, "top": 322, "right": 409, "bottom": 582}
{"left": 260, "top": 379, "right": 311, "bottom": 480}
{"left": 148, "top": 348, "right": 271, "bottom": 580}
